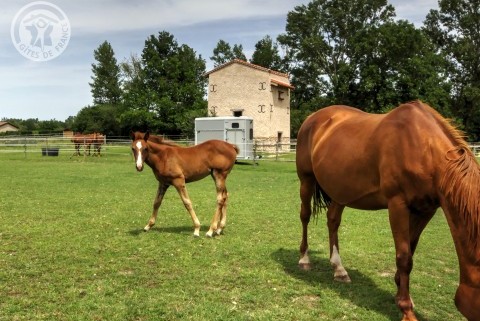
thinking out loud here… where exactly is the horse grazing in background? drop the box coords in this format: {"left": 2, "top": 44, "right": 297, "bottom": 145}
{"left": 91, "top": 133, "right": 105, "bottom": 156}
{"left": 130, "top": 131, "right": 239, "bottom": 237}
{"left": 71, "top": 132, "right": 104, "bottom": 156}
{"left": 296, "top": 101, "right": 480, "bottom": 321}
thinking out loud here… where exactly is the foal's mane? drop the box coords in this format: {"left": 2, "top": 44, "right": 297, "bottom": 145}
{"left": 419, "top": 101, "right": 480, "bottom": 252}
{"left": 147, "top": 134, "right": 180, "bottom": 147}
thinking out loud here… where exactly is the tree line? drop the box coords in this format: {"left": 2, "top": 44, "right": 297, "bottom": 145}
{"left": 4, "top": 0, "right": 480, "bottom": 140}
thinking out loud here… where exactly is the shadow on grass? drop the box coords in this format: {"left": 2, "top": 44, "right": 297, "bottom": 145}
{"left": 272, "top": 248, "right": 429, "bottom": 321}
{"left": 128, "top": 225, "right": 194, "bottom": 236}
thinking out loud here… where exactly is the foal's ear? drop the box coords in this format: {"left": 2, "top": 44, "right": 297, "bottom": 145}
{"left": 129, "top": 131, "right": 136, "bottom": 141}
{"left": 144, "top": 131, "right": 150, "bottom": 141}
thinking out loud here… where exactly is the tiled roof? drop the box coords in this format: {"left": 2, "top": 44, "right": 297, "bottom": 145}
{"left": 0, "top": 121, "right": 19, "bottom": 129}
{"left": 270, "top": 78, "right": 295, "bottom": 90}
{"left": 204, "top": 59, "right": 290, "bottom": 78}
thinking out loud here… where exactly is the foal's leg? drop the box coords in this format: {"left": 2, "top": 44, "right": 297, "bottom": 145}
{"left": 206, "top": 170, "right": 228, "bottom": 237}
{"left": 327, "top": 202, "right": 350, "bottom": 282}
{"left": 298, "top": 176, "right": 315, "bottom": 270}
{"left": 144, "top": 182, "right": 169, "bottom": 232}
{"left": 388, "top": 196, "right": 418, "bottom": 321}
{"left": 173, "top": 179, "right": 201, "bottom": 237}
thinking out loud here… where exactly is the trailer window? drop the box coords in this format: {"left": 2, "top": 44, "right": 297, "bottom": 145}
{"left": 231, "top": 123, "right": 240, "bottom": 129}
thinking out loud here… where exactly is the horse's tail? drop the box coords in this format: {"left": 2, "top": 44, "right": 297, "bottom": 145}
{"left": 312, "top": 181, "right": 331, "bottom": 218}
{"left": 232, "top": 144, "right": 240, "bottom": 155}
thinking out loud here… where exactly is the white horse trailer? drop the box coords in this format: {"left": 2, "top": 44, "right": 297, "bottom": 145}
{"left": 195, "top": 116, "right": 254, "bottom": 160}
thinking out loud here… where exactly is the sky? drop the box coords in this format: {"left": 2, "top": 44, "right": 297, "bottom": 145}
{"left": 0, "top": 0, "right": 439, "bottom": 121}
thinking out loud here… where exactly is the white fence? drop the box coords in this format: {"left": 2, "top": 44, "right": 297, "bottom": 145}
{"left": 0, "top": 135, "right": 479, "bottom": 161}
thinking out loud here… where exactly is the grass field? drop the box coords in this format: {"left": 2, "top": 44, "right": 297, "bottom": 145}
{"left": 0, "top": 151, "right": 465, "bottom": 320}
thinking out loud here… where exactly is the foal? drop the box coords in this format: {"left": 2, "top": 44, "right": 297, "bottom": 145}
{"left": 130, "top": 131, "right": 238, "bottom": 237}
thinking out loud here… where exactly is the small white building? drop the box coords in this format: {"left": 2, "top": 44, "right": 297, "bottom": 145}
{"left": 195, "top": 116, "right": 254, "bottom": 160}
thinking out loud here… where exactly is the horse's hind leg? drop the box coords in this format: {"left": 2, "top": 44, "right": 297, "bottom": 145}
{"left": 298, "top": 175, "right": 315, "bottom": 270}
{"left": 144, "top": 182, "right": 169, "bottom": 232}
{"left": 327, "top": 202, "right": 350, "bottom": 282}
{"left": 207, "top": 170, "right": 228, "bottom": 237}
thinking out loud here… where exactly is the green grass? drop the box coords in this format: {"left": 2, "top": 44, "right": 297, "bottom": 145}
{"left": 0, "top": 152, "right": 464, "bottom": 320}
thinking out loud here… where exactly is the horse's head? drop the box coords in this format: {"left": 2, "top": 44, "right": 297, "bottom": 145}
{"left": 130, "top": 131, "right": 150, "bottom": 172}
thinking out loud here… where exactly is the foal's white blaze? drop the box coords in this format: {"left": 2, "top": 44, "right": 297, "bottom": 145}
{"left": 135, "top": 141, "right": 144, "bottom": 170}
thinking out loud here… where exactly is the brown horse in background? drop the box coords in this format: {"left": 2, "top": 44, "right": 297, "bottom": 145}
{"left": 296, "top": 101, "right": 480, "bottom": 321}
{"left": 71, "top": 133, "right": 104, "bottom": 156}
{"left": 130, "top": 131, "right": 239, "bottom": 237}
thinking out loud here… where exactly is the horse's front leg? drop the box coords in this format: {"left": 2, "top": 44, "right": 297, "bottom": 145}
{"left": 298, "top": 176, "right": 315, "bottom": 270}
{"left": 388, "top": 196, "right": 418, "bottom": 321}
{"left": 173, "top": 179, "right": 201, "bottom": 237}
{"left": 327, "top": 202, "right": 351, "bottom": 282}
{"left": 144, "top": 182, "right": 169, "bottom": 232}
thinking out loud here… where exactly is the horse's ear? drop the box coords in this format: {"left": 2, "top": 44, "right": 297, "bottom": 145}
{"left": 144, "top": 131, "right": 150, "bottom": 141}
{"left": 129, "top": 131, "right": 135, "bottom": 141}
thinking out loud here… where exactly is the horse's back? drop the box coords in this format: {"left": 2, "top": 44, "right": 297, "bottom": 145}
{"left": 297, "top": 102, "right": 452, "bottom": 209}
{"left": 182, "top": 140, "right": 238, "bottom": 171}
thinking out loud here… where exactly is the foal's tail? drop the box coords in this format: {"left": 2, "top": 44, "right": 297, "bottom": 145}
{"left": 312, "top": 181, "right": 331, "bottom": 218}
{"left": 232, "top": 144, "right": 240, "bottom": 155}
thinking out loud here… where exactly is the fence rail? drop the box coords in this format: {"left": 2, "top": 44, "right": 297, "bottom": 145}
{"left": 1, "top": 135, "right": 479, "bottom": 161}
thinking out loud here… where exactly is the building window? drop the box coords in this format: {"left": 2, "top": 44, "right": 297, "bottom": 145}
{"left": 278, "top": 91, "right": 285, "bottom": 100}
{"left": 232, "top": 123, "right": 240, "bottom": 129}
{"left": 233, "top": 110, "right": 243, "bottom": 117}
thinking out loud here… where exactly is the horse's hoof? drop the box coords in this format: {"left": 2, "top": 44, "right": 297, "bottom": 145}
{"left": 205, "top": 231, "right": 213, "bottom": 238}
{"left": 298, "top": 263, "right": 312, "bottom": 271}
{"left": 215, "top": 229, "right": 223, "bottom": 235}
{"left": 143, "top": 226, "right": 150, "bottom": 232}
{"left": 334, "top": 274, "right": 351, "bottom": 283}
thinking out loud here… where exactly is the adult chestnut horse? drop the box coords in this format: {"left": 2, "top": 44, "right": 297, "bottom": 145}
{"left": 71, "top": 132, "right": 104, "bottom": 156}
{"left": 130, "top": 131, "right": 238, "bottom": 237}
{"left": 296, "top": 101, "right": 480, "bottom": 321}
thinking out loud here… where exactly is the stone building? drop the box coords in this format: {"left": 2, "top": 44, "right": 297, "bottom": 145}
{"left": 0, "top": 121, "right": 19, "bottom": 133}
{"left": 204, "top": 59, "right": 293, "bottom": 144}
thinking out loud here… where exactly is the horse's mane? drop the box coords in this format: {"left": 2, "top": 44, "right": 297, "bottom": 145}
{"left": 418, "top": 101, "right": 480, "bottom": 253}
{"left": 147, "top": 134, "right": 180, "bottom": 147}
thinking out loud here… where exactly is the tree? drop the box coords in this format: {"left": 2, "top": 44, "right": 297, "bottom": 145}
{"left": 278, "top": 0, "right": 396, "bottom": 109}
{"left": 89, "top": 41, "right": 122, "bottom": 106}
{"left": 250, "top": 35, "right": 284, "bottom": 71}
{"left": 131, "top": 31, "right": 207, "bottom": 135}
{"left": 351, "top": 20, "right": 451, "bottom": 113}
{"left": 423, "top": 0, "right": 480, "bottom": 140}
{"left": 210, "top": 40, "right": 247, "bottom": 67}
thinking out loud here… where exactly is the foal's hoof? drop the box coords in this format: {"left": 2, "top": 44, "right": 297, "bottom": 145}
{"left": 334, "top": 274, "right": 351, "bottom": 283}
{"left": 143, "top": 226, "right": 151, "bottom": 232}
{"left": 205, "top": 231, "right": 213, "bottom": 238}
{"left": 298, "top": 263, "right": 312, "bottom": 271}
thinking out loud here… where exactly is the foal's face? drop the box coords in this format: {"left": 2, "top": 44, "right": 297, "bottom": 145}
{"left": 131, "top": 138, "right": 149, "bottom": 172}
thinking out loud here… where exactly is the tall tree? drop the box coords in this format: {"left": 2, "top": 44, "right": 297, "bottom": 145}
{"left": 424, "top": 0, "right": 480, "bottom": 140}
{"left": 250, "top": 35, "right": 283, "bottom": 71}
{"left": 278, "top": 0, "right": 396, "bottom": 108}
{"left": 89, "top": 41, "right": 122, "bottom": 105}
{"left": 351, "top": 20, "right": 451, "bottom": 113}
{"left": 210, "top": 40, "right": 247, "bottom": 67}
{"left": 135, "top": 31, "right": 207, "bottom": 135}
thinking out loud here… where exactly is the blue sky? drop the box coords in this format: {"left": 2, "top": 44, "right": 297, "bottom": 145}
{"left": 0, "top": 0, "right": 439, "bottom": 121}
